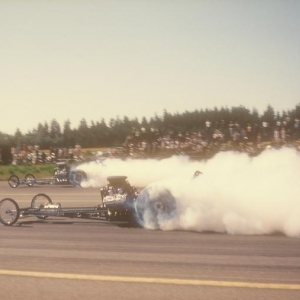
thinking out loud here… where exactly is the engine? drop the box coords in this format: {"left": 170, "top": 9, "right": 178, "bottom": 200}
{"left": 101, "top": 176, "right": 138, "bottom": 222}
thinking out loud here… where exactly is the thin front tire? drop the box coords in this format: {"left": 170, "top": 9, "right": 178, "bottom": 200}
{"left": 31, "top": 193, "right": 52, "bottom": 219}
{"left": 0, "top": 198, "right": 20, "bottom": 226}
{"left": 8, "top": 175, "right": 20, "bottom": 188}
{"left": 25, "top": 173, "right": 36, "bottom": 187}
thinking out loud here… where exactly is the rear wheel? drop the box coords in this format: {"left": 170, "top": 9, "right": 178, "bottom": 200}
{"left": 134, "top": 186, "right": 176, "bottom": 229}
{"left": 8, "top": 175, "right": 19, "bottom": 188}
{"left": 0, "top": 198, "right": 20, "bottom": 226}
{"left": 25, "top": 173, "right": 36, "bottom": 187}
{"left": 31, "top": 193, "right": 52, "bottom": 219}
{"left": 70, "top": 170, "right": 87, "bottom": 187}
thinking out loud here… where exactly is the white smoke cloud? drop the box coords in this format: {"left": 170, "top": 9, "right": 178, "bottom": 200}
{"left": 76, "top": 155, "right": 202, "bottom": 188}
{"left": 76, "top": 147, "right": 300, "bottom": 237}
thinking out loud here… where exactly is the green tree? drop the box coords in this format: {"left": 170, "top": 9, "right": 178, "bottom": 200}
{"left": 50, "top": 119, "right": 62, "bottom": 146}
{"left": 14, "top": 128, "right": 23, "bottom": 147}
{"left": 261, "top": 105, "right": 275, "bottom": 127}
{"left": 63, "top": 120, "right": 75, "bottom": 147}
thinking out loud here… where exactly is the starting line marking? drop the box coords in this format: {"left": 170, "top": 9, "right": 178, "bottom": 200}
{"left": 0, "top": 270, "right": 300, "bottom": 290}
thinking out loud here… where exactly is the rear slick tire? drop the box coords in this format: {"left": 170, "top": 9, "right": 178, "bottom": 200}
{"left": 70, "top": 170, "right": 87, "bottom": 187}
{"left": 134, "top": 186, "right": 176, "bottom": 229}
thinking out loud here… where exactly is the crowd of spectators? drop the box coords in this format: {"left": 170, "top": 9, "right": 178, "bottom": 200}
{"left": 6, "top": 116, "right": 300, "bottom": 164}
{"left": 10, "top": 144, "right": 83, "bottom": 165}
{"left": 122, "top": 117, "right": 300, "bottom": 158}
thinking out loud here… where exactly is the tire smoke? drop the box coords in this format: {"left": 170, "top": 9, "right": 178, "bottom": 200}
{"left": 76, "top": 147, "right": 300, "bottom": 237}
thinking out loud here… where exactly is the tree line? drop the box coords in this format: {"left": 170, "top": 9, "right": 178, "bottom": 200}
{"left": 1, "top": 104, "right": 300, "bottom": 149}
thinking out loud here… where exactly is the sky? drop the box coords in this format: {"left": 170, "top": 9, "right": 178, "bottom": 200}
{"left": 1, "top": 0, "right": 300, "bottom": 135}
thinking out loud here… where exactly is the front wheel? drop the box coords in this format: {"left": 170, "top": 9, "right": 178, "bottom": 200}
{"left": 25, "top": 173, "right": 36, "bottom": 187}
{"left": 0, "top": 198, "right": 20, "bottom": 226}
{"left": 8, "top": 175, "right": 19, "bottom": 188}
{"left": 31, "top": 193, "right": 52, "bottom": 219}
{"left": 134, "top": 186, "right": 176, "bottom": 229}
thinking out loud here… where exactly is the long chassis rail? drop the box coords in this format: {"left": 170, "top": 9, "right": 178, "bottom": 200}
{"left": 8, "top": 174, "right": 70, "bottom": 188}
{"left": 20, "top": 206, "right": 107, "bottom": 218}
{"left": 0, "top": 194, "right": 108, "bottom": 226}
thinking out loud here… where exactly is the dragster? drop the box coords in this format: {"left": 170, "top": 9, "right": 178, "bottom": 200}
{"left": 7, "top": 162, "right": 87, "bottom": 188}
{"left": 0, "top": 176, "right": 176, "bottom": 229}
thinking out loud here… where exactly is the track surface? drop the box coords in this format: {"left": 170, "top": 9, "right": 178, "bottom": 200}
{"left": 0, "top": 181, "right": 300, "bottom": 300}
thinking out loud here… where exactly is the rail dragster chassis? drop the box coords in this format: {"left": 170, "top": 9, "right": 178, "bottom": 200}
{"left": 7, "top": 161, "right": 86, "bottom": 188}
{"left": 8, "top": 174, "right": 59, "bottom": 188}
{"left": 0, "top": 193, "right": 108, "bottom": 226}
{"left": 0, "top": 176, "right": 177, "bottom": 228}
{"left": 7, "top": 171, "right": 85, "bottom": 188}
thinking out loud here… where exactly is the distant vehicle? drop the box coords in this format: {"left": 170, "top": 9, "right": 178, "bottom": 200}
{"left": 7, "top": 162, "right": 87, "bottom": 188}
